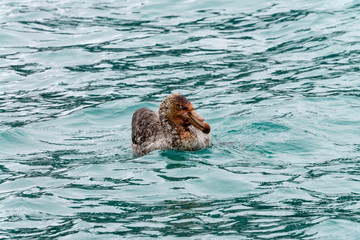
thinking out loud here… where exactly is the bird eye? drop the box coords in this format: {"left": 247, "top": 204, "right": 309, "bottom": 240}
{"left": 179, "top": 105, "right": 185, "bottom": 110}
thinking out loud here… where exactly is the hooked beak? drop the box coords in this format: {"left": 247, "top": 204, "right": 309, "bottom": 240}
{"left": 187, "top": 110, "right": 211, "bottom": 134}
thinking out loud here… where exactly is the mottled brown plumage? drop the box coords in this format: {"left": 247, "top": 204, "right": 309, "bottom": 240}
{"left": 131, "top": 93, "right": 211, "bottom": 156}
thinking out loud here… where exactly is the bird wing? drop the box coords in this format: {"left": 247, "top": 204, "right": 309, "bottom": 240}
{"left": 131, "top": 108, "right": 163, "bottom": 155}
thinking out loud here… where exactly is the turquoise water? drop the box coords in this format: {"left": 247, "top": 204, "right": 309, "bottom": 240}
{"left": 1, "top": 0, "right": 360, "bottom": 238}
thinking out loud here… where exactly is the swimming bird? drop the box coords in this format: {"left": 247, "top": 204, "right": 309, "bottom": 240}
{"left": 131, "top": 93, "right": 211, "bottom": 156}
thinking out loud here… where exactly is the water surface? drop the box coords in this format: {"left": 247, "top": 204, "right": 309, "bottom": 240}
{"left": 1, "top": 0, "right": 360, "bottom": 239}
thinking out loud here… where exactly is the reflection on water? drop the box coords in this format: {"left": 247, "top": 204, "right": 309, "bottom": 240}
{"left": 1, "top": 0, "right": 360, "bottom": 239}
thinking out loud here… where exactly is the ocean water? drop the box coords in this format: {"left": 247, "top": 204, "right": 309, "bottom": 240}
{"left": 1, "top": 0, "right": 360, "bottom": 239}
